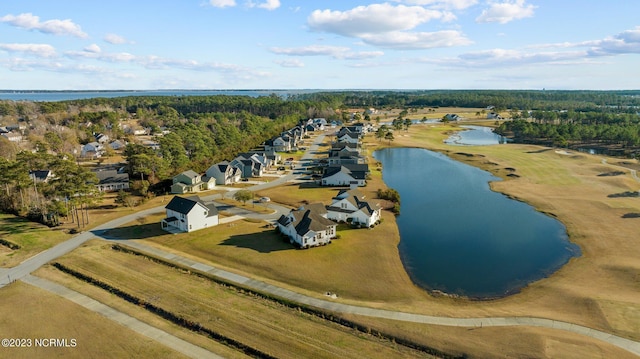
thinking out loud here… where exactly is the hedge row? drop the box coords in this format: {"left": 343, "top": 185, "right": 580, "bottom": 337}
{"left": 0, "top": 238, "right": 20, "bottom": 250}
{"left": 110, "top": 244, "right": 466, "bottom": 359}
{"left": 52, "top": 262, "right": 277, "bottom": 359}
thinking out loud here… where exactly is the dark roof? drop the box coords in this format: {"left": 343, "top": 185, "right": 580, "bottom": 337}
{"left": 179, "top": 170, "right": 200, "bottom": 179}
{"left": 29, "top": 170, "right": 52, "bottom": 181}
{"left": 291, "top": 205, "right": 334, "bottom": 236}
{"left": 165, "top": 195, "right": 217, "bottom": 216}
{"left": 94, "top": 170, "right": 129, "bottom": 184}
{"left": 277, "top": 214, "right": 290, "bottom": 226}
{"left": 165, "top": 196, "right": 198, "bottom": 214}
{"left": 163, "top": 216, "right": 179, "bottom": 223}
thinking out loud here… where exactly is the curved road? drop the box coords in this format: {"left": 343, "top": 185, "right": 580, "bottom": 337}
{"left": 2, "top": 131, "right": 640, "bottom": 357}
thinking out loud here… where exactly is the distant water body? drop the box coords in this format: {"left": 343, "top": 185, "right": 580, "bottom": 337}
{"left": 0, "top": 90, "right": 318, "bottom": 102}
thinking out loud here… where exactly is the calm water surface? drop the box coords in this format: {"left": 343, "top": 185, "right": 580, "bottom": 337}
{"left": 374, "top": 148, "right": 580, "bottom": 299}
{"left": 444, "top": 125, "right": 508, "bottom": 145}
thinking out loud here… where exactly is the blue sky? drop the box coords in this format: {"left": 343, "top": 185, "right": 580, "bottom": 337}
{"left": 1, "top": 0, "right": 639, "bottom": 90}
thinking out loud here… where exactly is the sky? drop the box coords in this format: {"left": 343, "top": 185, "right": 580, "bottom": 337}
{"left": 1, "top": 0, "right": 639, "bottom": 90}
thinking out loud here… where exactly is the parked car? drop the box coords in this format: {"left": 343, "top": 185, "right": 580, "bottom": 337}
{"left": 259, "top": 197, "right": 271, "bottom": 203}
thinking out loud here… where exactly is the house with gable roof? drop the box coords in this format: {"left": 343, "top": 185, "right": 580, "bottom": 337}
{"left": 326, "top": 189, "right": 381, "bottom": 227}
{"left": 161, "top": 195, "right": 219, "bottom": 233}
{"left": 205, "top": 161, "right": 241, "bottom": 185}
{"left": 171, "top": 170, "right": 215, "bottom": 194}
{"left": 321, "top": 164, "right": 369, "bottom": 187}
{"left": 276, "top": 203, "right": 337, "bottom": 248}
{"left": 94, "top": 170, "right": 130, "bottom": 192}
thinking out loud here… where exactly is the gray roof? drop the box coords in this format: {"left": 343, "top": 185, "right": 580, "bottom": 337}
{"left": 165, "top": 195, "right": 218, "bottom": 216}
{"left": 180, "top": 170, "right": 200, "bottom": 179}
{"left": 291, "top": 204, "right": 335, "bottom": 236}
{"left": 95, "top": 170, "right": 129, "bottom": 184}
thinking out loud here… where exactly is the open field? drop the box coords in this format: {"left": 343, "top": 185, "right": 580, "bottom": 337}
{"left": 0, "top": 281, "right": 188, "bottom": 359}
{"left": 0, "top": 214, "right": 71, "bottom": 268}
{"left": 36, "top": 240, "right": 434, "bottom": 359}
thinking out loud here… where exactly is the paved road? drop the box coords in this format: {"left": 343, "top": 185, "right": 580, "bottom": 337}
{"left": 22, "top": 275, "right": 222, "bottom": 359}
{"left": 100, "top": 239, "right": 640, "bottom": 357}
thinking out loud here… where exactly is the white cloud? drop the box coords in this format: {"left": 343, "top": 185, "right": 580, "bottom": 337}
{"left": 65, "top": 49, "right": 136, "bottom": 62}
{"left": 209, "top": 0, "right": 236, "bottom": 8}
{"left": 104, "top": 33, "right": 133, "bottom": 45}
{"left": 269, "top": 45, "right": 384, "bottom": 60}
{"left": 0, "top": 43, "right": 56, "bottom": 58}
{"left": 397, "top": 0, "right": 478, "bottom": 10}
{"left": 361, "top": 30, "right": 472, "bottom": 49}
{"left": 0, "top": 13, "right": 88, "bottom": 38}
{"left": 84, "top": 44, "right": 101, "bottom": 53}
{"left": 275, "top": 59, "right": 304, "bottom": 68}
{"left": 270, "top": 45, "right": 350, "bottom": 57}
{"left": 209, "top": 0, "right": 279, "bottom": 10}
{"left": 587, "top": 26, "right": 640, "bottom": 56}
{"left": 476, "top": 0, "right": 535, "bottom": 24}
{"left": 249, "top": 0, "right": 281, "bottom": 10}
{"left": 307, "top": 4, "right": 467, "bottom": 50}
{"left": 308, "top": 4, "right": 450, "bottom": 37}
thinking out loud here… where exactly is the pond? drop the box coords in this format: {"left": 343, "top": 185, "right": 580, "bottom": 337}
{"left": 444, "top": 125, "right": 509, "bottom": 145}
{"left": 373, "top": 148, "right": 580, "bottom": 299}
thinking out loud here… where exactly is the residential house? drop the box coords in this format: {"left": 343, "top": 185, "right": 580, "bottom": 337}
{"left": 29, "top": 170, "right": 54, "bottom": 183}
{"left": 95, "top": 133, "right": 110, "bottom": 144}
{"left": 335, "top": 130, "right": 360, "bottom": 144}
{"left": 444, "top": 114, "right": 460, "bottom": 121}
{"left": 81, "top": 142, "right": 104, "bottom": 158}
{"left": 1, "top": 131, "right": 22, "bottom": 142}
{"left": 171, "top": 170, "right": 215, "bottom": 194}
{"left": 276, "top": 203, "right": 337, "bottom": 248}
{"left": 321, "top": 164, "right": 369, "bottom": 187}
{"left": 325, "top": 189, "right": 381, "bottom": 227}
{"left": 487, "top": 112, "right": 502, "bottom": 120}
{"left": 231, "top": 153, "right": 267, "bottom": 178}
{"left": 327, "top": 153, "right": 365, "bottom": 166}
{"left": 108, "top": 139, "right": 126, "bottom": 150}
{"left": 161, "top": 195, "right": 219, "bottom": 233}
{"left": 94, "top": 170, "right": 130, "bottom": 192}
{"left": 205, "top": 161, "right": 241, "bottom": 185}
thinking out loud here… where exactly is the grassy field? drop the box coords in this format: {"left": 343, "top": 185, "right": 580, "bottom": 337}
{"left": 0, "top": 214, "right": 71, "bottom": 267}
{"left": 0, "top": 281, "right": 189, "bottom": 359}
{"left": 36, "top": 240, "right": 435, "bottom": 359}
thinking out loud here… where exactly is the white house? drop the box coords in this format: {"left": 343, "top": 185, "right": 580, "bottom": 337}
{"left": 161, "top": 195, "right": 219, "bottom": 233}
{"left": 1, "top": 131, "right": 22, "bottom": 142}
{"left": 276, "top": 203, "right": 337, "bottom": 249}
{"left": 336, "top": 132, "right": 360, "bottom": 144}
{"left": 326, "top": 189, "right": 381, "bottom": 227}
{"left": 94, "top": 170, "right": 130, "bottom": 192}
{"left": 205, "top": 161, "right": 241, "bottom": 185}
{"left": 321, "top": 164, "right": 368, "bottom": 187}
{"left": 171, "top": 170, "right": 215, "bottom": 194}
{"left": 81, "top": 142, "right": 104, "bottom": 158}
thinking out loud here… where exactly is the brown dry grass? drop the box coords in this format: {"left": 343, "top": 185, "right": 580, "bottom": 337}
{"left": 37, "top": 240, "right": 434, "bottom": 359}
{"left": 0, "top": 281, "right": 189, "bottom": 359}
